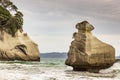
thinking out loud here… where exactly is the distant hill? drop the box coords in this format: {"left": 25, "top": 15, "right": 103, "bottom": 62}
{"left": 41, "top": 53, "right": 120, "bottom": 59}
{"left": 41, "top": 52, "right": 67, "bottom": 58}
{"left": 116, "top": 56, "right": 120, "bottom": 59}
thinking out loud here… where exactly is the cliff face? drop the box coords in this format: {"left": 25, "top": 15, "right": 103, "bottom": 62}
{"left": 0, "top": 30, "right": 40, "bottom": 61}
{"left": 65, "top": 21, "right": 115, "bottom": 72}
{"left": 0, "top": 3, "right": 40, "bottom": 61}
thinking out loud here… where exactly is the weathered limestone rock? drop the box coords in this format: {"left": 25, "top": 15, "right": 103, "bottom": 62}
{"left": 65, "top": 21, "right": 115, "bottom": 72}
{"left": 0, "top": 30, "right": 40, "bottom": 61}
{"left": 0, "top": 1, "right": 40, "bottom": 61}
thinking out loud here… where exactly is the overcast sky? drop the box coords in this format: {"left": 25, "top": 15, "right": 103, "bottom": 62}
{"left": 11, "top": 0, "right": 120, "bottom": 56}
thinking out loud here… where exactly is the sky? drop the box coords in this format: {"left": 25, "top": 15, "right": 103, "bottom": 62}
{"left": 11, "top": 0, "right": 120, "bottom": 56}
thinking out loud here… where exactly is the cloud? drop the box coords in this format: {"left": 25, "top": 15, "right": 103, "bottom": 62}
{"left": 11, "top": 0, "right": 120, "bottom": 21}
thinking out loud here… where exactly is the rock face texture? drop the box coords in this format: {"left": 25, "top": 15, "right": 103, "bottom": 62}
{"left": 65, "top": 21, "right": 115, "bottom": 72}
{"left": 0, "top": 30, "right": 40, "bottom": 61}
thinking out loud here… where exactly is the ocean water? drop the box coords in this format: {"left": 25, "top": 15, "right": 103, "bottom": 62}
{"left": 0, "top": 58, "right": 120, "bottom": 80}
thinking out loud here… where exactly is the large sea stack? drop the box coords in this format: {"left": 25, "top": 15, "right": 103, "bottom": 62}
{"left": 65, "top": 21, "right": 115, "bottom": 72}
{"left": 0, "top": 0, "right": 40, "bottom": 61}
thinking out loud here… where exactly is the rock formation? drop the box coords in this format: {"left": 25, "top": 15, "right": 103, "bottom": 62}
{"left": 0, "top": 0, "right": 40, "bottom": 61}
{"left": 0, "top": 30, "right": 40, "bottom": 61}
{"left": 65, "top": 21, "right": 115, "bottom": 72}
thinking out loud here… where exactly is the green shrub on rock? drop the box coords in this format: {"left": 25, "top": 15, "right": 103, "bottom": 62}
{"left": 0, "top": 0, "right": 23, "bottom": 36}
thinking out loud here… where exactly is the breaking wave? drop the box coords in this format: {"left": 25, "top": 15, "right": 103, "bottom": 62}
{"left": 0, "top": 58, "right": 120, "bottom": 80}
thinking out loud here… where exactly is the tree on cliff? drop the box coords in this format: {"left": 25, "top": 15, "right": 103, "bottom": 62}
{"left": 0, "top": 0, "right": 23, "bottom": 36}
{"left": 0, "top": 0, "right": 18, "bottom": 12}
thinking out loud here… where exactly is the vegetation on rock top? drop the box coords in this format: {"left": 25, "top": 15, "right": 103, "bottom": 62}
{"left": 0, "top": 0, "right": 23, "bottom": 36}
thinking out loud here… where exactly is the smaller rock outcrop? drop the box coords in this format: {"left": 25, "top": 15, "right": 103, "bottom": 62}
{"left": 65, "top": 21, "right": 115, "bottom": 72}
{"left": 0, "top": 0, "right": 40, "bottom": 61}
{"left": 0, "top": 30, "right": 40, "bottom": 61}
